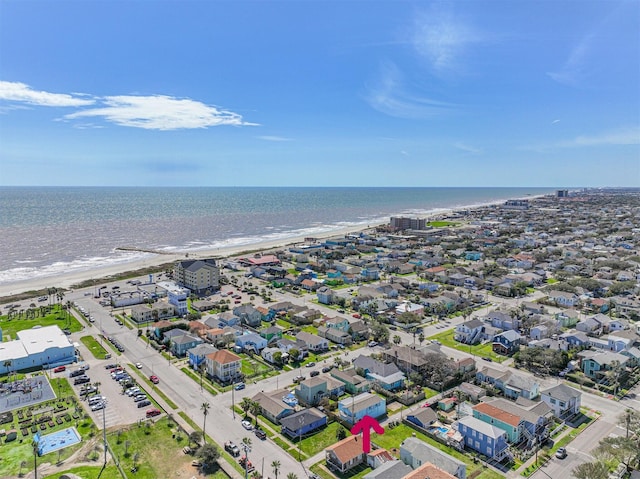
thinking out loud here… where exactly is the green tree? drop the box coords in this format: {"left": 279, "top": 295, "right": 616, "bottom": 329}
{"left": 249, "top": 400, "right": 261, "bottom": 426}
{"left": 201, "top": 402, "right": 210, "bottom": 443}
{"left": 196, "top": 442, "right": 220, "bottom": 471}
{"left": 393, "top": 335, "right": 401, "bottom": 345}
{"left": 286, "top": 474, "right": 298, "bottom": 479}
{"left": 572, "top": 461, "right": 609, "bottom": 479}
{"left": 189, "top": 431, "right": 203, "bottom": 448}
{"left": 594, "top": 436, "right": 636, "bottom": 469}
{"left": 336, "top": 426, "right": 347, "bottom": 441}
{"left": 240, "top": 397, "right": 253, "bottom": 417}
{"left": 271, "top": 460, "right": 281, "bottom": 479}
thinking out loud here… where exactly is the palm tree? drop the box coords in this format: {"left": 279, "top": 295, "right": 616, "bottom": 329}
{"left": 249, "top": 400, "right": 261, "bottom": 427}
{"left": 201, "top": 402, "right": 210, "bottom": 443}
{"left": 271, "top": 460, "right": 281, "bottom": 479}
{"left": 286, "top": 474, "right": 298, "bottom": 479}
{"left": 240, "top": 397, "right": 253, "bottom": 418}
{"left": 393, "top": 334, "right": 401, "bottom": 345}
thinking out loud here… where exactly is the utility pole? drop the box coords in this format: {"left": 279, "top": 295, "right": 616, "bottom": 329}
{"left": 103, "top": 404, "right": 108, "bottom": 467}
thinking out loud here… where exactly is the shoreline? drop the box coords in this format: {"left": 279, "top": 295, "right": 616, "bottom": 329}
{"left": 0, "top": 192, "right": 553, "bottom": 300}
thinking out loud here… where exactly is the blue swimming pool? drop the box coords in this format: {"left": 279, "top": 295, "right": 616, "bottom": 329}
{"left": 35, "top": 427, "right": 81, "bottom": 456}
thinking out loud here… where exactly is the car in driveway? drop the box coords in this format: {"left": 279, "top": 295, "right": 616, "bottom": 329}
{"left": 241, "top": 420, "right": 253, "bottom": 430}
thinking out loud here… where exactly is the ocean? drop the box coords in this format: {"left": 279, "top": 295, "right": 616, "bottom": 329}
{"left": 0, "top": 186, "right": 557, "bottom": 285}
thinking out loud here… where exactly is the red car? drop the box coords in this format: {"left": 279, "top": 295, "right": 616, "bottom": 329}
{"left": 146, "top": 408, "right": 161, "bottom": 418}
{"left": 53, "top": 366, "right": 66, "bottom": 373}
{"left": 149, "top": 375, "right": 159, "bottom": 384}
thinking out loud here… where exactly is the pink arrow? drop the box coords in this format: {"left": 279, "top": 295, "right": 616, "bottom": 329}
{"left": 350, "top": 415, "right": 384, "bottom": 453}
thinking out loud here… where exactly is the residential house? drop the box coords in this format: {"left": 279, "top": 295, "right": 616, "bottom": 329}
{"left": 295, "top": 376, "right": 345, "bottom": 406}
{"left": 577, "top": 350, "right": 629, "bottom": 380}
{"left": 280, "top": 408, "right": 327, "bottom": 438}
{"left": 338, "top": 392, "right": 386, "bottom": 425}
{"left": 547, "top": 290, "right": 579, "bottom": 307}
{"left": 326, "top": 435, "right": 366, "bottom": 474}
{"left": 217, "top": 311, "right": 241, "bottom": 328}
{"left": 406, "top": 407, "right": 438, "bottom": 430}
{"left": 403, "top": 462, "right": 458, "bottom": 479}
{"left": 318, "top": 326, "right": 352, "bottom": 346}
{"left": 235, "top": 332, "right": 267, "bottom": 353}
{"left": 558, "top": 331, "right": 589, "bottom": 350}
{"left": 487, "top": 311, "right": 519, "bottom": 331}
{"left": 363, "top": 460, "right": 411, "bottom": 479}
{"left": 296, "top": 331, "right": 328, "bottom": 352}
{"left": 455, "top": 319, "right": 485, "bottom": 345}
{"left": 456, "top": 416, "right": 510, "bottom": 462}
{"left": 353, "top": 355, "right": 406, "bottom": 391}
{"left": 251, "top": 389, "right": 295, "bottom": 424}
{"left": 170, "top": 332, "right": 203, "bottom": 357}
{"left": 316, "top": 286, "right": 336, "bottom": 305}
{"left": 261, "top": 347, "right": 285, "bottom": 364}
{"left": 205, "top": 349, "right": 242, "bottom": 384}
{"left": 260, "top": 325, "right": 283, "bottom": 343}
{"left": 187, "top": 343, "right": 218, "bottom": 370}
{"left": 331, "top": 369, "right": 371, "bottom": 394}
{"left": 233, "top": 305, "right": 262, "bottom": 327}
{"left": 540, "top": 384, "right": 581, "bottom": 419}
{"left": 400, "top": 436, "right": 467, "bottom": 479}
{"left": 492, "top": 330, "right": 522, "bottom": 356}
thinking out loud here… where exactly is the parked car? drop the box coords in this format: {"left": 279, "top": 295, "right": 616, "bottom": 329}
{"left": 254, "top": 428, "right": 266, "bottom": 440}
{"left": 241, "top": 420, "right": 253, "bottom": 430}
{"left": 234, "top": 382, "right": 245, "bottom": 390}
{"left": 321, "top": 365, "right": 333, "bottom": 373}
{"left": 146, "top": 408, "right": 161, "bottom": 417}
{"left": 91, "top": 402, "right": 105, "bottom": 411}
{"left": 293, "top": 375, "right": 305, "bottom": 383}
{"left": 133, "top": 394, "right": 147, "bottom": 402}
{"left": 555, "top": 447, "right": 567, "bottom": 459}
{"left": 137, "top": 400, "right": 151, "bottom": 408}
{"left": 74, "top": 376, "right": 90, "bottom": 385}
{"left": 309, "top": 370, "right": 319, "bottom": 377}
{"left": 69, "top": 369, "right": 85, "bottom": 378}
{"left": 53, "top": 365, "right": 66, "bottom": 373}
{"left": 305, "top": 362, "right": 316, "bottom": 368}
{"left": 225, "top": 441, "right": 240, "bottom": 457}
{"left": 368, "top": 341, "right": 378, "bottom": 347}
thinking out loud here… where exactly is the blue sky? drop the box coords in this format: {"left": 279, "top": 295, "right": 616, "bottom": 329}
{"left": 1, "top": 1, "right": 638, "bottom": 187}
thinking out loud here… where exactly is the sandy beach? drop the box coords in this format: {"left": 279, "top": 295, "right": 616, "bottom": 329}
{"left": 0, "top": 223, "right": 378, "bottom": 299}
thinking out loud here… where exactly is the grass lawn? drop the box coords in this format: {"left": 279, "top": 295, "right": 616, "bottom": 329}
{"left": 43, "top": 465, "right": 121, "bottom": 479}
{"left": 428, "top": 221, "right": 459, "bottom": 227}
{"left": 427, "top": 329, "right": 507, "bottom": 363}
{"left": 0, "top": 305, "right": 83, "bottom": 339}
{"left": 241, "top": 358, "right": 271, "bottom": 378}
{"left": 80, "top": 335, "right": 109, "bottom": 359}
{"left": 298, "top": 422, "right": 347, "bottom": 456}
{"left": 373, "top": 424, "right": 504, "bottom": 479}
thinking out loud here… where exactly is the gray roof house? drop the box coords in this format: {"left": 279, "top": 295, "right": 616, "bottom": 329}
{"left": 400, "top": 436, "right": 467, "bottom": 479}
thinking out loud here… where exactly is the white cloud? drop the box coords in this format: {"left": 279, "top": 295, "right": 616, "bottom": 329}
{"left": 558, "top": 127, "right": 640, "bottom": 147}
{"left": 547, "top": 31, "right": 595, "bottom": 87}
{"left": 258, "top": 135, "right": 292, "bottom": 142}
{"left": 0, "top": 81, "right": 94, "bottom": 107}
{"left": 64, "top": 95, "right": 256, "bottom": 130}
{"left": 454, "top": 142, "right": 482, "bottom": 154}
{"left": 411, "top": 6, "right": 480, "bottom": 75}
{"left": 365, "top": 61, "right": 456, "bottom": 118}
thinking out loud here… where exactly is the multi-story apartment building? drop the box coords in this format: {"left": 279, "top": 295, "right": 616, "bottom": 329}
{"left": 173, "top": 258, "right": 220, "bottom": 294}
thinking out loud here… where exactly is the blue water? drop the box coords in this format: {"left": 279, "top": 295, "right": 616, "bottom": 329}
{"left": 0, "top": 186, "right": 557, "bottom": 285}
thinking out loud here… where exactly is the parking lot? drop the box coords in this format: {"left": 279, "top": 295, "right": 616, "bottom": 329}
{"left": 68, "top": 354, "right": 158, "bottom": 429}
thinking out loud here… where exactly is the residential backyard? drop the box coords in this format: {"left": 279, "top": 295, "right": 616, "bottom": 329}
{"left": 372, "top": 423, "right": 505, "bottom": 479}
{"left": 427, "top": 329, "right": 507, "bottom": 363}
